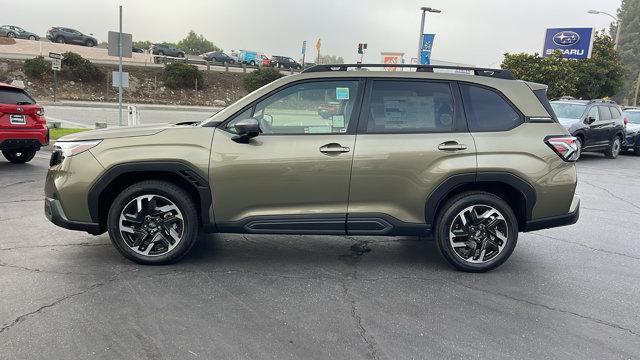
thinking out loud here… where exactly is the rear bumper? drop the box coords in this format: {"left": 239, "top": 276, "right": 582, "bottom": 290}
{"left": 523, "top": 195, "right": 580, "bottom": 232}
{"left": 44, "top": 197, "right": 101, "bottom": 234}
{"left": 0, "top": 128, "right": 49, "bottom": 150}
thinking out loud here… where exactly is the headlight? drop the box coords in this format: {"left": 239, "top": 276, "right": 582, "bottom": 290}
{"left": 53, "top": 140, "right": 101, "bottom": 157}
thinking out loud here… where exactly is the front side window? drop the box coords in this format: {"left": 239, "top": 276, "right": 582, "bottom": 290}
{"left": 587, "top": 107, "right": 600, "bottom": 121}
{"left": 461, "top": 84, "right": 522, "bottom": 132}
{"left": 365, "top": 80, "right": 455, "bottom": 133}
{"left": 228, "top": 80, "right": 360, "bottom": 134}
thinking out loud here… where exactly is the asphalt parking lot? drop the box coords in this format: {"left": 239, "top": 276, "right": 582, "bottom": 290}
{"left": 1, "top": 151, "right": 639, "bottom": 359}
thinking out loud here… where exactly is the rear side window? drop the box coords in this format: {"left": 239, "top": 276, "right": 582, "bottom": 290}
{"left": 365, "top": 80, "right": 455, "bottom": 133}
{"left": 460, "top": 84, "right": 522, "bottom": 132}
{"left": 610, "top": 107, "right": 621, "bottom": 118}
{"left": 0, "top": 88, "right": 35, "bottom": 105}
{"left": 598, "top": 106, "right": 612, "bottom": 120}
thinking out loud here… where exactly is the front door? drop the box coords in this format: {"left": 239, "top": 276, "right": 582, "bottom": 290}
{"left": 210, "top": 79, "right": 363, "bottom": 234}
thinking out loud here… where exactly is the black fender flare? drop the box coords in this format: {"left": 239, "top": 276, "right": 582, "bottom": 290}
{"left": 424, "top": 172, "right": 537, "bottom": 225}
{"left": 87, "top": 161, "right": 213, "bottom": 230}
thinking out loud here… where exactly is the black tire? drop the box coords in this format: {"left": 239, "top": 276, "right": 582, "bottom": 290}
{"left": 605, "top": 136, "right": 622, "bottom": 159}
{"left": 55, "top": 36, "right": 65, "bottom": 44}
{"left": 2, "top": 149, "right": 37, "bottom": 163}
{"left": 634, "top": 148, "right": 640, "bottom": 156}
{"left": 574, "top": 136, "right": 583, "bottom": 160}
{"left": 85, "top": 39, "right": 95, "bottom": 47}
{"left": 7, "top": 32, "right": 15, "bottom": 38}
{"left": 249, "top": 60, "right": 256, "bottom": 66}
{"left": 434, "top": 191, "right": 518, "bottom": 272}
{"left": 28, "top": 35, "right": 36, "bottom": 41}
{"left": 107, "top": 180, "right": 200, "bottom": 265}
{"left": 177, "top": 53, "right": 184, "bottom": 58}
{"left": 158, "top": 51, "right": 164, "bottom": 56}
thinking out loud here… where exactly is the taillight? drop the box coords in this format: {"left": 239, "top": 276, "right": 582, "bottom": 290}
{"left": 36, "top": 107, "right": 44, "bottom": 116}
{"left": 624, "top": 117, "right": 628, "bottom": 127}
{"left": 545, "top": 136, "right": 579, "bottom": 162}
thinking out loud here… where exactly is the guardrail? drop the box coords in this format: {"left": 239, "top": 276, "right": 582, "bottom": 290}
{"left": 151, "top": 55, "right": 301, "bottom": 74}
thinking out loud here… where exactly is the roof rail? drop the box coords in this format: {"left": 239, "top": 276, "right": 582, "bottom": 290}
{"left": 589, "top": 98, "right": 617, "bottom": 104}
{"left": 301, "top": 63, "right": 516, "bottom": 80}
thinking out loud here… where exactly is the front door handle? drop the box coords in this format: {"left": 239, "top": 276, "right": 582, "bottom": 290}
{"left": 320, "top": 143, "right": 351, "bottom": 154}
{"left": 438, "top": 141, "right": 467, "bottom": 151}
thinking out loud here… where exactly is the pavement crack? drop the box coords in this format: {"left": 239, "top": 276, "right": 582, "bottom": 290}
{"left": 0, "top": 259, "right": 89, "bottom": 276}
{"left": 340, "top": 279, "right": 382, "bottom": 360}
{"left": 581, "top": 180, "right": 640, "bottom": 212}
{"left": 529, "top": 232, "right": 640, "bottom": 261}
{"left": 0, "top": 242, "right": 111, "bottom": 251}
{"left": 0, "top": 198, "right": 42, "bottom": 204}
{"left": 1, "top": 180, "right": 36, "bottom": 188}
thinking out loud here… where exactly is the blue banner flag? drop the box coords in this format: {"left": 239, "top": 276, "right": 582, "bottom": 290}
{"left": 420, "top": 34, "right": 435, "bottom": 65}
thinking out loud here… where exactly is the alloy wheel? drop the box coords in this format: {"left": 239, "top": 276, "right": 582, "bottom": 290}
{"left": 612, "top": 138, "right": 621, "bottom": 157}
{"left": 118, "top": 194, "right": 184, "bottom": 257}
{"left": 449, "top": 204, "right": 509, "bottom": 264}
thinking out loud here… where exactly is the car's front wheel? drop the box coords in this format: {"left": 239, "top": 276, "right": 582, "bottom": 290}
{"left": 2, "top": 149, "right": 37, "bottom": 163}
{"left": 55, "top": 36, "right": 65, "bottom": 44}
{"left": 107, "top": 180, "right": 200, "bottom": 265}
{"left": 605, "top": 136, "right": 622, "bottom": 159}
{"left": 7, "top": 32, "right": 15, "bottom": 38}
{"left": 85, "top": 39, "right": 95, "bottom": 47}
{"left": 434, "top": 191, "right": 518, "bottom": 272}
{"left": 28, "top": 35, "right": 37, "bottom": 41}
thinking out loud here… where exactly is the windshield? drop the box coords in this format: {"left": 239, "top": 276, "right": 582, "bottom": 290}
{"left": 625, "top": 111, "right": 640, "bottom": 124}
{"left": 550, "top": 102, "right": 586, "bottom": 120}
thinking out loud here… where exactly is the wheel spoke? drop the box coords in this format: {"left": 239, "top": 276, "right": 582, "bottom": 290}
{"left": 449, "top": 204, "right": 509, "bottom": 264}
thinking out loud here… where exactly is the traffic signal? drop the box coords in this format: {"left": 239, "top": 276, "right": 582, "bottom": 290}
{"left": 358, "top": 43, "right": 363, "bottom": 54}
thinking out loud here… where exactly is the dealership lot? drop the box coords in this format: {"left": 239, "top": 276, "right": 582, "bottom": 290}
{"left": 0, "top": 152, "right": 639, "bottom": 359}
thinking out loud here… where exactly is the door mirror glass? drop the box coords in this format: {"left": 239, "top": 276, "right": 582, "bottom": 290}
{"left": 232, "top": 118, "right": 261, "bottom": 142}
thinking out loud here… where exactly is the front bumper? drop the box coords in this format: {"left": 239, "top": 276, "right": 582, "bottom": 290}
{"left": 523, "top": 194, "right": 580, "bottom": 232}
{"left": 622, "top": 132, "right": 639, "bottom": 150}
{"left": 44, "top": 197, "right": 101, "bottom": 234}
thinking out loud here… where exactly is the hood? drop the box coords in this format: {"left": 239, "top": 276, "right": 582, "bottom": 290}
{"left": 57, "top": 124, "right": 170, "bottom": 141}
{"left": 558, "top": 117, "right": 580, "bottom": 128}
{"left": 627, "top": 123, "right": 640, "bottom": 133}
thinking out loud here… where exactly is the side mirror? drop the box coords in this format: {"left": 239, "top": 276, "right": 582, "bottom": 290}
{"left": 232, "top": 118, "right": 260, "bottom": 143}
{"left": 586, "top": 116, "right": 596, "bottom": 125}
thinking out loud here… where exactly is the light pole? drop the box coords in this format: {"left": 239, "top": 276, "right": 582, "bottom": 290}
{"left": 418, "top": 7, "right": 441, "bottom": 63}
{"left": 588, "top": 9, "right": 621, "bottom": 50}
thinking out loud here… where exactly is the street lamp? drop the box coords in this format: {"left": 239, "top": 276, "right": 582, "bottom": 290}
{"left": 588, "top": 9, "right": 621, "bottom": 50}
{"left": 418, "top": 7, "right": 441, "bottom": 62}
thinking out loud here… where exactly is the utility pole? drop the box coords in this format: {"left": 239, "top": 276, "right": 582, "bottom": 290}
{"left": 417, "top": 7, "right": 441, "bottom": 63}
{"left": 118, "top": 5, "right": 123, "bottom": 126}
{"left": 588, "top": 10, "right": 621, "bottom": 50}
{"left": 634, "top": 72, "right": 640, "bottom": 107}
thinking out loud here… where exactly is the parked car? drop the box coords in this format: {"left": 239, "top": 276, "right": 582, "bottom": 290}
{"left": 259, "top": 54, "right": 272, "bottom": 67}
{"left": 550, "top": 99, "right": 626, "bottom": 159}
{"left": 0, "top": 83, "right": 48, "bottom": 163}
{"left": 202, "top": 51, "right": 235, "bottom": 64}
{"left": 46, "top": 27, "right": 97, "bottom": 47}
{"left": 238, "top": 50, "right": 260, "bottom": 66}
{"left": 317, "top": 102, "right": 341, "bottom": 118}
{"left": 151, "top": 44, "right": 184, "bottom": 58}
{"left": 0, "top": 25, "right": 39, "bottom": 40}
{"left": 272, "top": 55, "right": 302, "bottom": 70}
{"left": 622, "top": 107, "right": 640, "bottom": 155}
{"left": 45, "top": 63, "right": 580, "bottom": 273}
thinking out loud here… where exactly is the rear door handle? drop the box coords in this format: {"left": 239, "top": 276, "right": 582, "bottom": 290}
{"left": 320, "top": 143, "right": 351, "bottom": 154}
{"left": 438, "top": 141, "right": 467, "bottom": 151}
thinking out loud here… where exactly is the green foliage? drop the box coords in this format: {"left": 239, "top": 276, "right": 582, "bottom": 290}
{"left": 0, "top": 68, "right": 8, "bottom": 82}
{"left": 97, "top": 41, "right": 108, "bottom": 49}
{"left": 318, "top": 54, "right": 344, "bottom": 64}
{"left": 23, "top": 56, "right": 50, "bottom": 79}
{"left": 243, "top": 68, "right": 285, "bottom": 93}
{"left": 61, "top": 52, "right": 105, "bottom": 83}
{"left": 162, "top": 62, "right": 203, "bottom": 89}
{"left": 501, "top": 34, "right": 625, "bottom": 99}
{"left": 133, "top": 40, "right": 152, "bottom": 50}
{"left": 613, "top": 0, "right": 640, "bottom": 102}
{"left": 176, "top": 30, "right": 221, "bottom": 55}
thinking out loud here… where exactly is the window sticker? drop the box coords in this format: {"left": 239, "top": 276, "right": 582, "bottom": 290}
{"left": 306, "top": 126, "right": 332, "bottom": 133}
{"left": 332, "top": 115, "right": 345, "bottom": 128}
{"left": 336, "top": 87, "right": 350, "bottom": 100}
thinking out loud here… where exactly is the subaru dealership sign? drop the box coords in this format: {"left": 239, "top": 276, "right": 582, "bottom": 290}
{"left": 543, "top": 28, "right": 595, "bottom": 59}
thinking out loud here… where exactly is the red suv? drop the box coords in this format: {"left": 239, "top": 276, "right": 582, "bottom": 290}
{"left": 0, "top": 83, "right": 48, "bottom": 163}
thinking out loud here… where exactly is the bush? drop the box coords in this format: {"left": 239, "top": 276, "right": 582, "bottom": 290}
{"left": 243, "top": 68, "right": 284, "bottom": 92}
{"left": 0, "top": 68, "right": 8, "bottom": 82}
{"left": 23, "top": 56, "right": 50, "bottom": 79}
{"left": 61, "top": 52, "right": 105, "bottom": 83}
{"left": 162, "top": 62, "right": 203, "bottom": 89}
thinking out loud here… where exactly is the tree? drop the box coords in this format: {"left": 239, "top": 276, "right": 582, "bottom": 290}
{"left": 133, "top": 40, "right": 152, "bottom": 50}
{"left": 613, "top": 0, "right": 640, "bottom": 103}
{"left": 176, "top": 30, "right": 221, "bottom": 55}
{"left": 501, "top": 34, "right": 624, "bottom": 99}
{"left": 318, "top": 54, "right": 344, "bottom": 64}
{"left": 243, "top": 68, "right": 284, "bottom": 92}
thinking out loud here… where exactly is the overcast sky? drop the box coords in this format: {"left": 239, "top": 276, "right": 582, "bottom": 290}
{"left": 4, "top": 0, "right": 621, "bottom": 66}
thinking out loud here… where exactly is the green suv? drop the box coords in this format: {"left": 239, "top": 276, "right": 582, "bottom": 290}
{"left": 45, "top": 64, "right": 580, "bottom": 272}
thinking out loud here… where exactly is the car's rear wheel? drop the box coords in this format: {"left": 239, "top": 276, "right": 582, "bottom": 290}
{"left": 2, "top": 149, "right": 37, "bottom": 163}
{"left": 158, "top": 51, "right": 164, "bottom": 56}
{"left": 574, "top": 137, "right": 583, "bottom": 160}
{"left": 107, "top": 180, "right": 200, "bottom": 265}
{"left": 435, "top": 191, "right": 518, "bottom": 272}
{"left": 177, "top": 53, "right": 184, "bottom": 58}
{"left": 55, "top": 36, "right": 65, "bottom": 44}
{"left": 605, "top": 136, "right": 622, "bottom": 159}
{"left": 7, "top": 32, "right": 15, "bottom": 38}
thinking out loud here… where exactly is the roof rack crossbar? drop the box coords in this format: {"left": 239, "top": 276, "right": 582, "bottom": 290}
{"left": 301, "top": 63, "right": 516, "bottom": 80}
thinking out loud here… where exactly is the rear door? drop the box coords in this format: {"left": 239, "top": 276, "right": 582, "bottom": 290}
{"left": 347, "top": 79, "right": 476, "bottom": 234}
{"left": 0, "top": 87, "right": 41, "bottom": 130}
{"left": 210, "top": 78, "right": 364, "bottom": 233}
